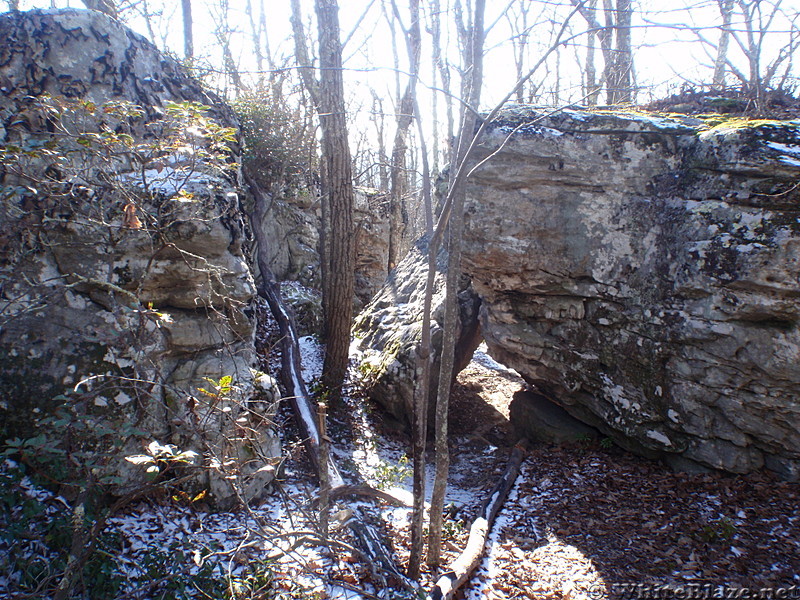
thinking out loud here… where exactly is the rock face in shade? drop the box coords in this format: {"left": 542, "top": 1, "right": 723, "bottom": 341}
{"left": 256, "top": 185, "right": 390, "bottom": 308}
{"left": 353, "top": 189, "right": 392, "bottom": 309}
{"left": 461, "top": 106, "right": 800, "bottom": 478}
{"left": 0, "top": 9, "right": 280, "bottom": 506}
{"left": 464, "top": 107, "right": 800, "bottom": 477}
{"left": 352, "top": 235, "right": 482, "bottom": 427}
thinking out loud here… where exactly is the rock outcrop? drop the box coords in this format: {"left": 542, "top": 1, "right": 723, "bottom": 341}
{"left": 352, "top": 235, "right": 482, "bottom": 426}
{"left": 462, "top": 106, "right": 800, "bottom": 478}
{"left": 256, "top": 183, "right": 390, "bottom": 308}
{"left": 0, "top": 9, "right": 280, "bottom": 505}
{"left": 353, "top": 189, "right": 391, "bottom": 308}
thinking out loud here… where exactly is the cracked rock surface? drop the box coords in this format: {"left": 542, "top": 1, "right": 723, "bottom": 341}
{"left": 462, "top": 107, "right": 800, "bottom": 478}
{"left": 0, "top": 9, "right": 279, "bottom": 505}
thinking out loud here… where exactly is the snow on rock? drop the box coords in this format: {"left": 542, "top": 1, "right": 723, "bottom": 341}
{"left": 463, "top": 106, "right": 800, "bottom": 479}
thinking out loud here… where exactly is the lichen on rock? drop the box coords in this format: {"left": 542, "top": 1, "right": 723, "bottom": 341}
{"left": 462, "top": 106, "right": 800, "bottom": 478}
{"left": 0, "top": 8, "right": 280, "bottom": 505}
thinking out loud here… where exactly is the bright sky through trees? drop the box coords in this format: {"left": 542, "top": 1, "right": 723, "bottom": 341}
{"left": 9, "top": 0, "right": 799, "bottom": 111}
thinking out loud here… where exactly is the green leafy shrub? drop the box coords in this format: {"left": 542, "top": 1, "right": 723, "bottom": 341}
{"left": 233, "top": 87, "right": 317, "bottom": 188}
{"left": 0, "top": 463, "right": 124, "bottom": 599}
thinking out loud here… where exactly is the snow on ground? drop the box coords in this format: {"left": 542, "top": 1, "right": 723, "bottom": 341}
{"left": 299, "top": 335, "right": 324, "bottom": 383}
{"left": 4, "top": 330, "right": 798, "bottom": 599}
{"left": 473, "top": 342, "right": 519, "bottom": 377}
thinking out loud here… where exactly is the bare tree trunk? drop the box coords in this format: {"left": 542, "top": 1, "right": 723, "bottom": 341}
{"left": 181, "top": 0, "right": 193, "bottom": 60}
{"left": 289, "top": 0, "right": 354, "bottom": 399}
{"left": 713, "top": 0, "right": 734, "bottom": 87}
{"left": 387, "top": 0, "right": 421, "bottom": 271}
{"left": 505, "top": 1, "right": 531, "bottom": 104}
{"left": 735, "top": 0, "right": 765, "bottom": 108}
{"left": 370, "top": 91, "right": 390, "bottom": 191}
{"left": 245, "top": 0, "right": 263, "bottom": 75}
{"left": 601, "top": 0, "right": 616, "bottom": 103}
{"left": 613, "top": 0, "right": 633, "bottom": 103}
{"left": 315, "top": 0, "right": 356, "bottom": 400}
{"left": 138, "top": 0, "right": 158, "bottom": 44}
{"left": 415, "top": 96, "right": 433, "bottom": 235}
{"left": 427, "top": 0, "right": 485, "bottom": 570}
{"left": 213, "top": 0, "right": 243, "bottom": 94}
{"left": 430, "top": 49, "right": 440, "bottom": 176}
{"left": 553, "top": 43, "right": 562, "bottom": 104}
{"left": 571, "top": 0, "right": 614, "bottom": 104}
{"left": 433, "top": 0, "right": 455, "bottom": 165}
{"left": 317, "top": 401, "right": 330, "bottom": 537}
{"left": 585, "top": 0, "right": 599, "bottom": 105}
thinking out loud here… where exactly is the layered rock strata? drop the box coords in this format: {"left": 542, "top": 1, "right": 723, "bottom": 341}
{"left": 0, "top": 9, "right": 280, "bottom": 504}
{"left": 257, "top": 184, "right": 390, "bottom": 308}
{"left": 462, "top": 107, "right": 800, "bottom": 477}
{"left": 352, "top": 235, "right": 482, "bottom": 427}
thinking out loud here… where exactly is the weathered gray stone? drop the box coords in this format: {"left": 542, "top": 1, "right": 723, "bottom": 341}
{"left": 257, "top": 184, "right": 390, "bottom": 307}
{"left": 258, "top": 187, "right": 321, "bottom": 287}
{"left": 352, "top": 235, "right": 482, "bottom": 426}
{"left": 0, "top": 9, "right": 279, "bottom": 505}
{"left": 462, "top": 106, "right": 800, "bottom": 477}
{"left": 354, "top": 189, "right": 391, "bottom": 308}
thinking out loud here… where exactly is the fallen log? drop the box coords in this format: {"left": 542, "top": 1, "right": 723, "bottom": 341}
{"left": 245, "top": 171, "right": 342, "bottom": 487}
{"left": 328, "top": 484, "right": 411, "bottom": 508}
{"left": 427, "top": 441, "right": 528, "bottom": 600}
{"left": 244, "top": 172, "right": 410, "bottom": 588}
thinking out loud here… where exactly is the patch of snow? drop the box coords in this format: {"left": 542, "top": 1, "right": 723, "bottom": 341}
{"left": 646, "top": 430, "right": 673, "bottom": 447}
{"left": 778, "top": 155, "right": 800, "bottom": 167}
{"left": 767, "top": 142, "right": 800, "bottom": 155}
{"left": 298, "top": 335, "right": 324, "bottom": 382}
{"left": 465, "top": 469, "right": 525, "bottom": 600}
{"left": 471, "top": 343, "right": 519, "bottom": 376}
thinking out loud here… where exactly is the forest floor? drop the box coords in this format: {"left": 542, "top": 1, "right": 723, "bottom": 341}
{"left": 441, "top": 361, "right": 800, "bottom": 599}
{"left": 271, "top": 334, "right": 800, "bottom": 599}
{"left": 3, "top": 312, "right": 799, "bottom": 599}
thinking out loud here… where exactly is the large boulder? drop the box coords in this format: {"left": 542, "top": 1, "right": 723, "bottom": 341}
{"left": 256, "top": 181, "right": 390, "bottom": 306}
{"left": 462, "top": 106, "right": 800, "bottom": 478}
{"left": 0, "top": 9, "right": 280, "bottom": 505}
{"left": 352, "top": 235, "right": 482, "bottom": 427}
{"left": 353, "top": 189, "right": 391, "bottom": 308}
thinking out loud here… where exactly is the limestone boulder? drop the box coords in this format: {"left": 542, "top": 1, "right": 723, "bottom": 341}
{"left": 462, "top": 107, "right": 800, "bottom": 478}
{"left": 257, "top": 185, "right": 321, "bottom": 287}
{"left": 256, "top": 183, "right": 390, "bottom": 307}
{"left": 253, "top": 186, "right": 389, "bottom": 310}
{"left": 0, "top": 9, "right": 279, "bottom": 505}
{"left": 352, "top": 235, "right": 482, "bottom": 426}
{"left": 354, "top": 189, "right": 391, "bottom": 308}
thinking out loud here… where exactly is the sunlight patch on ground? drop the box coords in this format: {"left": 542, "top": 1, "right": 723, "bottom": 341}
{"left": 465, "top": 462, "right": 608, "bottom": 600}
{"left": 472, "top": 342, "right": 520, "bottom": 376}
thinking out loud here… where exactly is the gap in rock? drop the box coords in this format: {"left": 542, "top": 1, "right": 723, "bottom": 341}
{"left": 449, "top": 341, "right": 523, "bottom": 449}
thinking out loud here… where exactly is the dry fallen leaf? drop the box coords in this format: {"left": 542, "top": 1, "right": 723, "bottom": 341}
{"left": 123, "top": 202, "right": 142, "bottom": 229}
